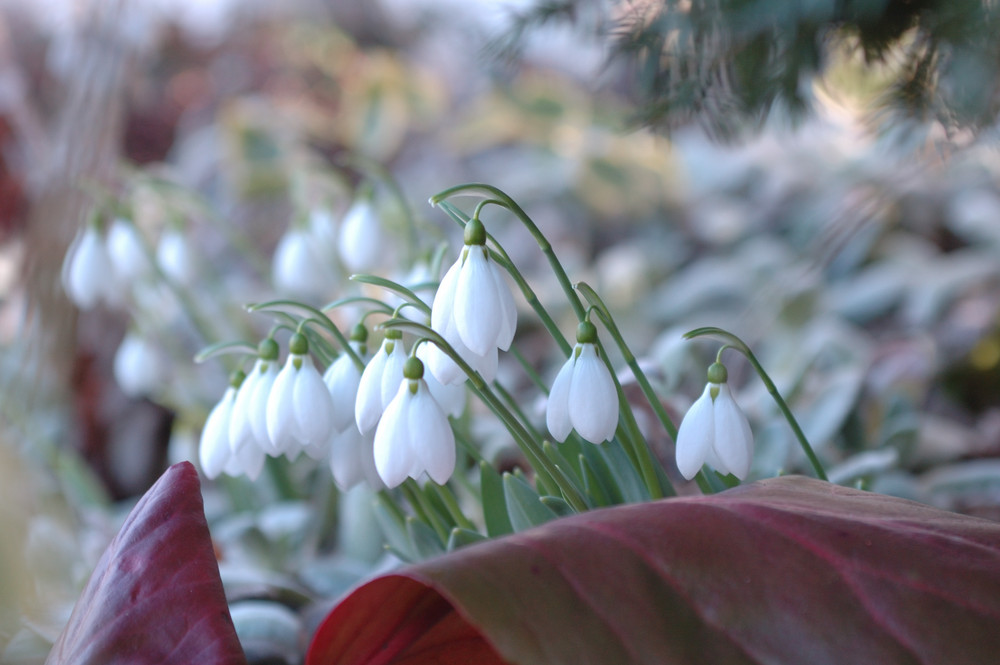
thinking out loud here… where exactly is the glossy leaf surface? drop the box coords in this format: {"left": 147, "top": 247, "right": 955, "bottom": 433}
{"left": 46, "top": 462, "right": 247, "bottom": 665}
{"left": 308, "top": 476, "right": 1000, "bottom": 665}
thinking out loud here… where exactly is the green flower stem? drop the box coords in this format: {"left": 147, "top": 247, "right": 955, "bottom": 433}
{"left": 248, "top": 299, "right": 363, "bottom": 370}
{"left": 493, "top": 380, "right": 545, "bottom": 444}
{"left": 381, "top": 319, "right": 588, "bottom": 512}
{"left": 322, "top": 295, "right": 395, "bottom": 316}
{"left": 402, "top": 479, "right": 450, "bottom": 544}
{"left": 264, "top": 457, "right": 300, "bottom": 501}
{"left": 577, "top": 282, "right": 678, "bottom": 441}
{"left": 694, "top": 470, "right": 715, "bottom": 494}
{"left": 430, "top": 184, "right": 586, "bottom": 321}
{"left": 611, "top": 368, "right": 670, "bottom": 499}
{"left": 510, "top": 344, "right": 548, "bottom": 394}
{"left": 684, "top": 326, "right": 829, "bottom": 481}
{"left": 349, "top": 274, "right": 432, "bottom": 316}
{"left": 436, "top": 200, "right": 571, "bottom": 355}
{"left": 430, "top": 483, "right": 476, "bottom": 532}
{"left": 194, "top": 340, "right": 260, "bottom": 364}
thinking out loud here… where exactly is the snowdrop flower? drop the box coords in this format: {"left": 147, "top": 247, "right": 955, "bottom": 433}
{"left": 324, "top": 328, "right": 367, "bottom": 432}
{"left": 545, "top": 321, "right": 619, "bottom": 444}
{"left": 266, "top": 333, "right": 336, "bottom": 459}
{"left": 229, "top": 338, "right": 279, "bottom": 459}
{"left": 426, "top": 217, "right": 516, "bottom": 385}
{"left": 63, "top": 222, "right": 117, "bottom": 309}
{"left": 199, "top": 371, "right": 243, "bottom": 479}
{"left": 106, "top": 217, "right": 152, "bottom": 282}
{"left": 113, "top": 331, "right": 163, "bottom": 399}
{"left": 355, "top": 329, "right": 408, "bottom": 434}
{"left": 329, "top": 426, "right": 382, "bottom": 491}
{"left": 675, "top": 362, "right": 754, "bottom": 480}
{"left": 272, "top": 224, "right": 333, "bottom": 299}
{"left": 374, "top": 356, "right": 456, "bottom": 488}
{"left": 156, "top": 227, "right": 198, "bottom": 286}
{"left": 338, "top": 196, "right": 387, "bottom": 273}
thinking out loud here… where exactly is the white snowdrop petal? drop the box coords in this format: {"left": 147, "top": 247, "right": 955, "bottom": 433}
{"left": 545, "top": 355, "right": 576, "bottom": 443}
{"left": 567, "top": 344, "right": 619, "bottom": 443}
{"left": 711, "top": 384, "right": 754, "bottom": 480}
{"left": 200, "top": 388, "right": 236, "bottom": 479}
{"left": 157, "top": 228, "right": 197, "bottom": 285}
{"left": 330, "top": 427, "right": 364, "bottom": 490}
{"left": 356, "top": 345, "right": 389, "bottom": 433}
{"left": 424, "top": 367, "right": 466, "bottom": 418}
{"left": 240, "top": 445, "right": 266, "bottom": 481}
{"left": 379, "top": 341, "right": 407, "bottom": 410}
{"left": 489, "top": 260, "right": 518, "bottom": 351}
{"left": 228, "top": 364, "right": 260, "bottom": 454}
{"left": 266, "top": 359, "right": 298, "bottom": 454}
{"left": 430, "top": 258, "right": 461, "bottom": 333}
{"left": 324, "top": 354, "right": 363, "bottom": 432}
{"left": 338, "top": 200, "right": 383, "bottom": 273}
{"left": 273, "top": 229, "right": 326, "bottom": 297}
{"left": 67, "top": 227, "right": 112, "bottom": 309}
{"left": 249, "top": 363, "right": 279, "bottom": 454}
{"left": 292, "top": 356, "right": 335, "bottom": 445}
{"left": 106, "top": 219, "right": 150, "bottom": 282}
{"left": 454, "top": 247, "right": 502, "bottom": 356}
{"left": 408, "top": 383, "right": 455, "bottom": 484}
{"left": 373, "top": 383, "right": 413, "bottom": 488}
{"left": 422, "top": 340, "right": 465, "bottom": 386}
{"left": 675, "top": 384, "right": 717, "bottom": 480}
{"left": 113, "top": 333, "right": 161, "bottom": 398}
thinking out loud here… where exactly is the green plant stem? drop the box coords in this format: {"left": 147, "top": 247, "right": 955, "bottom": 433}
{"left": 510, "top": 345, "right": 548, "bottom": 394}
{"left": 431, "top": 483, "right": 476, "bottom": 532}
{"left": 430, "top": 184, "right": 586, "bottom": 321}
{"left": 685, "top": 326, "right": 828, "bottom": 481}
{"left": 402, "top": 479, "right": 451, "bottom": 543}
{"left": 349, "top": 274, "right": 432, "bottom": 316}
{"left": 249, "top": 299, "right": 363, "bottom": 370}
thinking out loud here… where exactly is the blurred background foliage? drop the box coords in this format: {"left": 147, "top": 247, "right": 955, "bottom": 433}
{"left": 2, "top": 0, "right": 1000, "bottom": 663}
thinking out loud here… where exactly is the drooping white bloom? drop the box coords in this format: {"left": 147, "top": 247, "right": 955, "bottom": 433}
{"left": 329, "top": 426, "right": 382, "bottom": 491}
{"left": 427, "top": 218, "right": 516, "bottom": 385}
{"left": 222, "top": 428, "right": 266, "bottom": 480}
{"left": 113, "top": 331, "right": 163, "bottom": 399}
{"left": 63, "top": 224, "right": 117, "bottom": 309}
{"left": 266, "top": 334, "right": 336, "bottom": 459}
{"left": 418, "top": 344, "right": 466, "bottom": 418}
{"left": 229, "top": 338, "right": 280, "bottom": 461}
{"left": 272, "top": 226, "right": 332, "bottom": 299}
{"left": 156, "top": 227, "right": 198, "bottom": 286}
{"left": 675, "top": 364, "right": 754, "bottom": 480}
{"left": 546, "top": 340, "right": 619, "bottom": 444}
{"left": 323, "top": 342, "right": 365, "bottom": 433}
{"left": 199, "top": 374, "right": 242, "bottom": 479}
{"left": 106, "top": 217, "right": 152, "bottom": 282}
{"left": 338, "top": 197, "right": 386, "bottom": 273}
{"left": 373, "top": 357, "right": 456, "bottom": 488}
{"left": 355, "top": 330, "right": 407, "bottom": 434}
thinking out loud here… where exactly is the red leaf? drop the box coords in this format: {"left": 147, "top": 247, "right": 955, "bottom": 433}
{"left": 307, "top": 476, "right": 1000, "bottom": 665}
{"left": 45, "top": 462, "right": 247, "bottom": 665}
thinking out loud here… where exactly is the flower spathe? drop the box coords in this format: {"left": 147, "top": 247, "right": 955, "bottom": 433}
{"left": 266, "top": 333, "right": 336, "bottom": 459}
{"left": 546, "top": 322, "right": 619, "bottom": 444}
{"left": 373, "top": 357, "right": 456, "bottom": 488}
{"left": 675, "top": 363, "right": 754, "bottom": 480}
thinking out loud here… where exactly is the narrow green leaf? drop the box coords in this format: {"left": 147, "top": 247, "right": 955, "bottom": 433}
{"left": 539, "top": 496, "right": 575, "bottom": 517}
{"left": 406, "top": 517, "right": 445, "bottom": 560}
{"left": 503, "top": 473, "right": 559, "bottom": 532}
{"left": 446, "top": 528, "right": 487, "bottom": 551}
{"left": 578, "top": 455, "right": 613, "bottom": 507}
{"left": 596, "top": 438, "right": 649, "bottom": 503}
{"left": 372, "top": 495, "right": 414, "bottom": 562}
{"left": 480, "top": 462, "right": 513, "bottom": 538}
